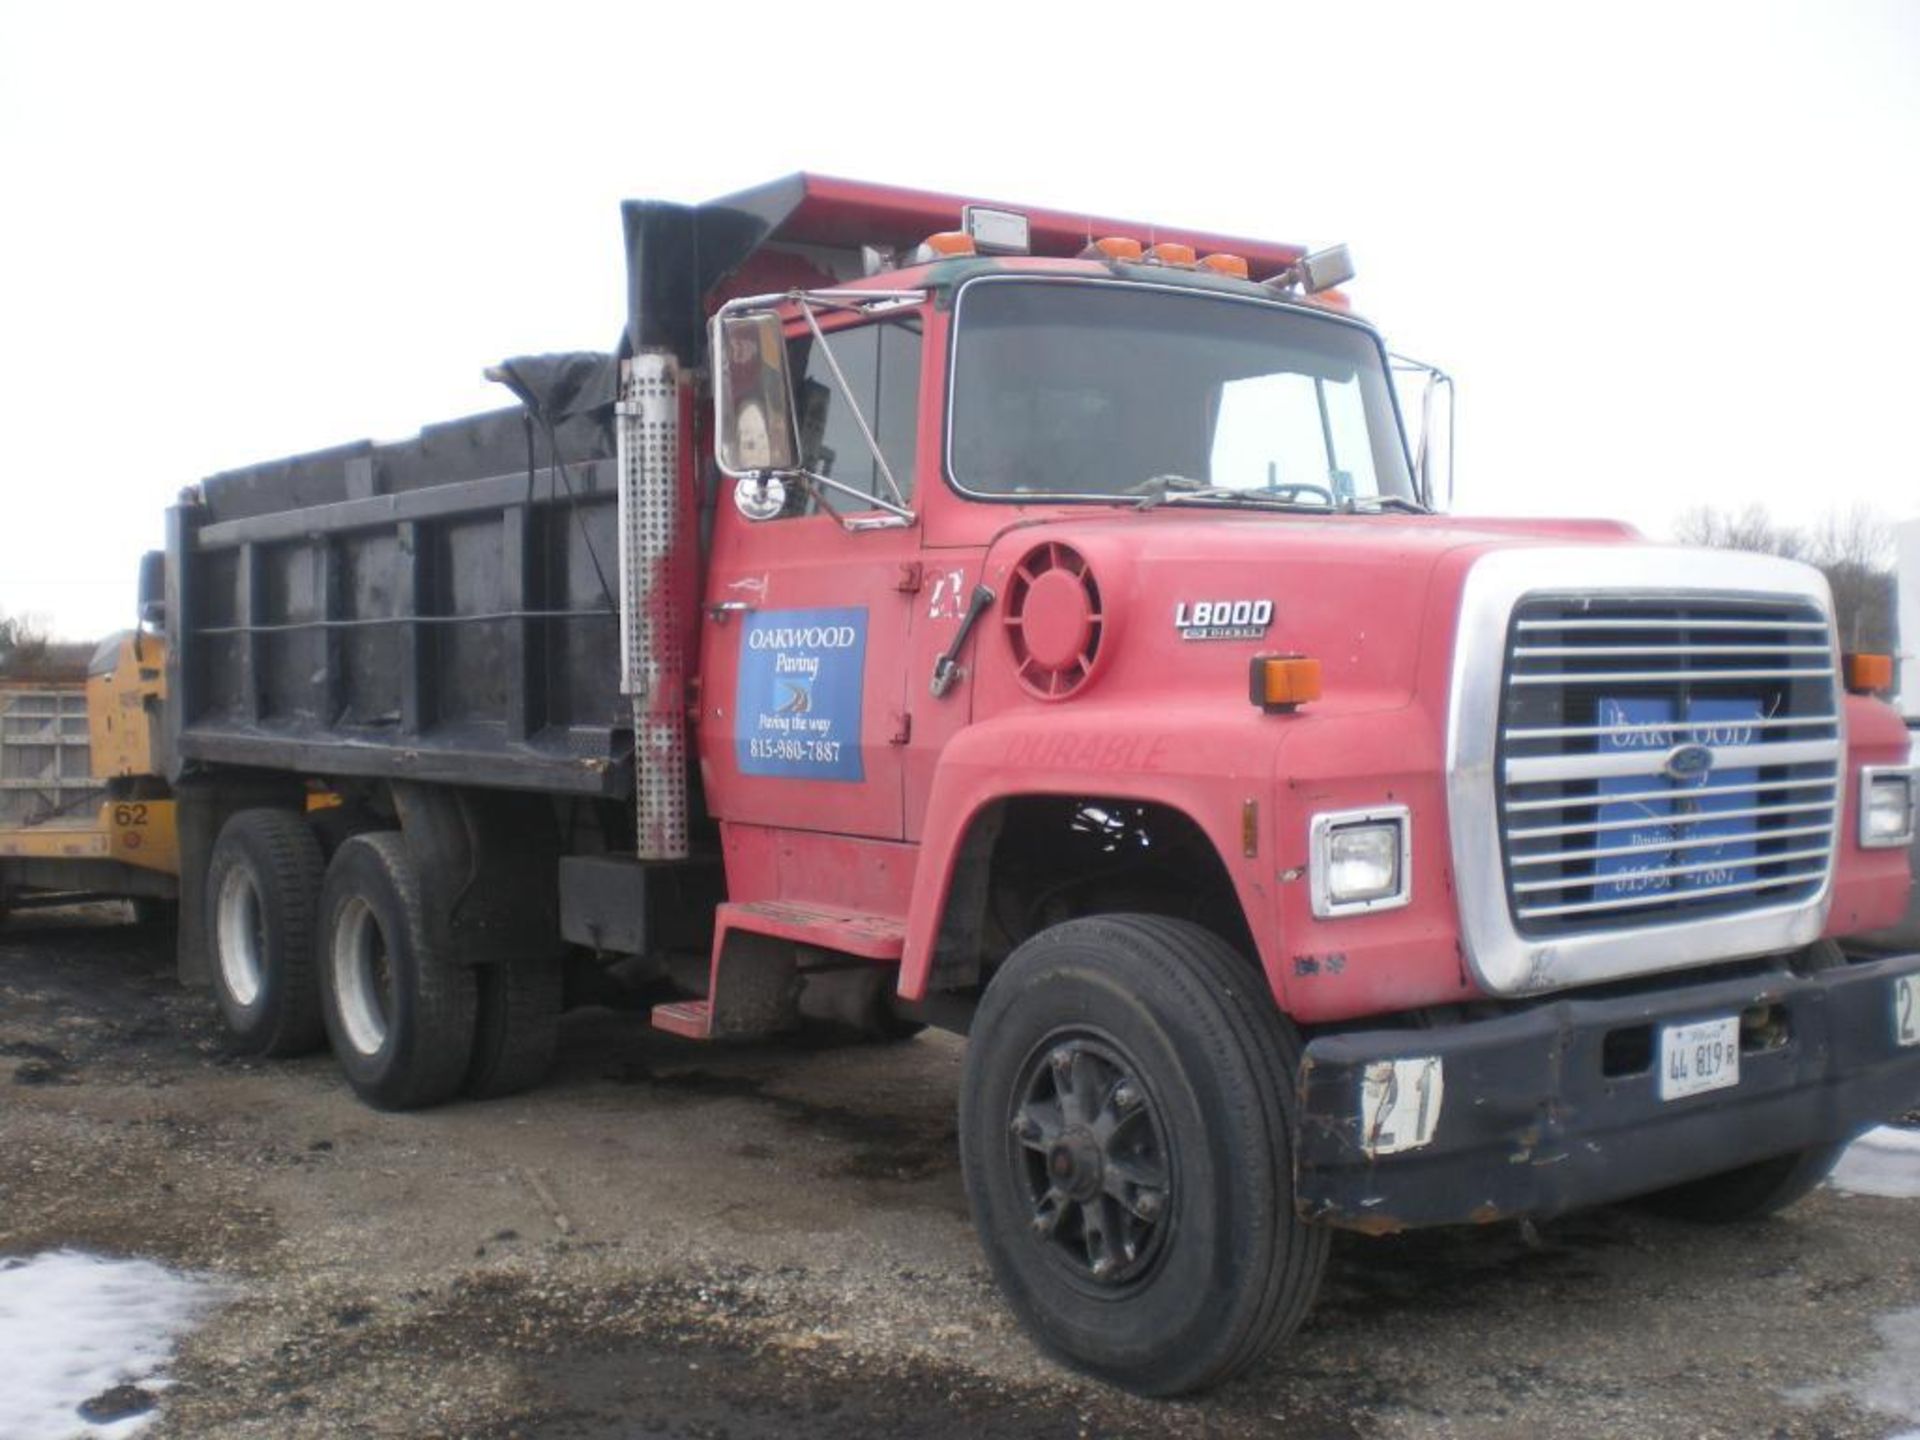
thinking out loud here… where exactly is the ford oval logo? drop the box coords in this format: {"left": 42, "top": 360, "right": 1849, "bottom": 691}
{"left": 1663, "top": 743, "right": 1715, "bottom": 783}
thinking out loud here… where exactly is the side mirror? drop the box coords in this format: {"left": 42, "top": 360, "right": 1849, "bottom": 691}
{"left": 713, "top": 313, "right": 801, "bottom": 477}
{"left": 137, "top": 549, "right": 167, "bottom": 629}
{"left": 1390, "top": 356, "right": 1454, "bottom": 511}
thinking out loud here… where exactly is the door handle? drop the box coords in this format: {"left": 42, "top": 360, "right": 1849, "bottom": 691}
{"left": 930, "top": 585, "right": 995, "bottom": 698}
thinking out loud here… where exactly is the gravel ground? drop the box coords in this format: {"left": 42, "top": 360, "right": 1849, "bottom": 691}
{"left": 2, "top": 903, "right": 1918, "bottom": 1439}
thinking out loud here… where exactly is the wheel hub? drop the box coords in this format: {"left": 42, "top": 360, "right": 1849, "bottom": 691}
{"left": 1010, "top": 1036, "right": 1172, "bottom": 1287}
{"left": 1047, "top": 1131, "right": 1105, "bottom": 1202}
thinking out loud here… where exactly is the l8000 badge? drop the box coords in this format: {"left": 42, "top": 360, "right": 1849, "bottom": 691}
{"left": 1174, "top": 599, "right": 1273, "bottom": 641}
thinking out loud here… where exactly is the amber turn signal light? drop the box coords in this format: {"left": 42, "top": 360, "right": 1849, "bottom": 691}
{"left": 1199, "top": 252, "right": 1250, "bottom": 278}
{"left": 1251, "top": 654, "right": 1321, "bottom": 712}
{"left": 915, "top": 231, "right": 977, "bottom": 260}
{"left": 1843, "top": 652, "right": 1894, "bottom": 694}
{"left": 1145, "top": 242, "right": 1196, "bottom": 267}
{"left": 1081, "top": 236, "right": 1145, "bottom": 262}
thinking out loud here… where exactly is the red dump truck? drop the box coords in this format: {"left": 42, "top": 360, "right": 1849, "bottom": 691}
{"left": 157, "top": 175, "right": 1920, "bottom": 1395}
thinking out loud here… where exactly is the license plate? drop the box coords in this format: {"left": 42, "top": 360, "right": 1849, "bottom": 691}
{"left": 1898, "top": 976, "right": 1919, "bottom": 1048}
{"left": 1659, "top": 1016, "right": 1741, "bottom": 1101}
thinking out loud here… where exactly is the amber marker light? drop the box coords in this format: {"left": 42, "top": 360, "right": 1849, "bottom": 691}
{"left": 1145, "top": 242, "right": 1196, "bottom": 267}
{"left": 1199, "top": 252, "right": 1249, "bottom": 278}
{"left": 1081, "top": 236, "right": 1145, "bottom": 262}
{"left": 1844, "top": 653, "right": 1894, "bottom": 694}
{"left": 1250, "top": 654, "right": 1322, "bottom": 713}
{"left": 914, "top": 231, "right": 977, "bottom": 261}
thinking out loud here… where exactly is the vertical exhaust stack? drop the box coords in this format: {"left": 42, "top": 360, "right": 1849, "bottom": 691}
{"left": 615, "top": 200, "right": 710, "bottom": 864}
{"left": 609, "top": 189, "right": 799, "bottom": 862}
{"left": 617, "top": 352, "right": 689, "bottom": 861}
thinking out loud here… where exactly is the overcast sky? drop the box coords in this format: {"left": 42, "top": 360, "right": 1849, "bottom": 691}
{"left": 3, "top": 0, "right": 1915, "bottom": 639}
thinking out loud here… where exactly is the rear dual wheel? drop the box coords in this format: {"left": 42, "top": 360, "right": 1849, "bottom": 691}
{"left": 318, "top": 833, "right": 476, "bottom": 1110}
{"left": 317, "top": 831, "right": 560, "bottom": 1108}
{"left": 207, "top": 809, "right": 327, "bottom": 1056}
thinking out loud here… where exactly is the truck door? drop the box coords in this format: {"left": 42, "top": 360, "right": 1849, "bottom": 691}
{"left": 697, "top": 315, "right": 923, "bottom": 842}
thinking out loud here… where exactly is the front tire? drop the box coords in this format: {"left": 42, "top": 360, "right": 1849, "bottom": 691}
{"left": 1638, "top": 1142, "right": 1847, "bottom": 1223}
{"left": 959, "top": 915, "right": 1328, "bottom": 1396}
{"left": 205, "top": 809, "right": 326, "bottom": 1056}
{"left": 318, "top": 832, "right": 476, "bottom": 1110}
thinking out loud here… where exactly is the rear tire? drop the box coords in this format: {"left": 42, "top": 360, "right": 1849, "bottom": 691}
{"left": 959, "top": 914, "right": 1328, "bottom": 1396}
{"left": 205, "top": 809, "right": 327, "bottom": 1056}
{"left": 1638, "top": 1143, "right": 1847, "bottom": 1223}
{"left": 464, "top": 954, "right": 563, "bottom": 1099}
{"left": 318, "top": 832, "right": 476, "bottom": 1110}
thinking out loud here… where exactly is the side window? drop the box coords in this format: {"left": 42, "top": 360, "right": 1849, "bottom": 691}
{"left": 787, "top": 322, "right": 921, "bottom": 514}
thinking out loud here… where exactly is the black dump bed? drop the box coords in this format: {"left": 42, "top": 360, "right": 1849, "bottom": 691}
{"left": 169, "top": 354, "right": 632, "bottom": 796}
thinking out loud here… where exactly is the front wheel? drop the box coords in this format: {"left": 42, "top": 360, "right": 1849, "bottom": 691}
{"left": 1638, "top": 1142, "right": 1848, "bottom": 1223}
{"left": 959, "top": 915, "right": 1328, "bottom": 1396}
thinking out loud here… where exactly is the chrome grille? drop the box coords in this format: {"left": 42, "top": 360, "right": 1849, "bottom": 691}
{"left": 1497, "top": 594, "right": 1841, "bottom": 936}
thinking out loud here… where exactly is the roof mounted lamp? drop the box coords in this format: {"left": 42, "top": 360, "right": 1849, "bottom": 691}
{"left": 962, "top": 205, "right": 1031, "bottom": 255}
{"left": 1266, "top": 243, "right": 1355, "bottom": 295}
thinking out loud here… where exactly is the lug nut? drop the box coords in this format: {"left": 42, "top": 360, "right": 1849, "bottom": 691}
{"left": 1010, "top": 1114, "right": 1040, "bottom": 1142}
{"left": 1133, "top": 1188, "right": 1165, "bottom": 1220}
{"left": 1111, "top": 1082, "right": 1140, "bottom": 1111}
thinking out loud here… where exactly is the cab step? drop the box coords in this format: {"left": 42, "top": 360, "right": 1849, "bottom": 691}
{"left": 649, "top": 999, "right": 713, "bottom": 1040}
{"left": 648, "top": 901, "right": 906, "bottom": 1041}
{"left": 719, "top": 900, "right": 906, "bottom": 960}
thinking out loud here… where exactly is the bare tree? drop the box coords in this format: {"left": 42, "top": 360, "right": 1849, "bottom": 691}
{"left": 1672, "top": 503, "right": 1808, "bottom": 560}
{"left": 1805, "top": 504, "right": 1896, "bottom": 652}
{"left": 0, "top": 609, "right": 51, "bottom": 672}
{"left": 1672, "top": 504, "right": 1895, "bottom": 653}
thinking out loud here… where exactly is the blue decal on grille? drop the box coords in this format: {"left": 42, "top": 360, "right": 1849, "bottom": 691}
{"left": 1593, "top": 696, "right": 1761, "bottom": 901}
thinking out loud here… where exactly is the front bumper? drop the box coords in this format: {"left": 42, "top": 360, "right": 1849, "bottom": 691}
{"left": 1294, "top": 951, "right": 1920, "bottom": 1232}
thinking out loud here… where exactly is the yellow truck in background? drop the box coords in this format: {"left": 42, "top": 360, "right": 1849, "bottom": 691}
{"left": 0, "top": 631, "right": 178, "bottom": 922}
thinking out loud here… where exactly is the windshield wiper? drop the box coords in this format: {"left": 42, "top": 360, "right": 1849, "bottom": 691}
{"left": 1342, "top": 494, "right": 1430, "bottom": 515}
{"left": 1131, "top": 476, "right": 1333, "bottom": 513}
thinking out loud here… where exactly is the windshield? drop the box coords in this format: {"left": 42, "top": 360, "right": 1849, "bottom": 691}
{"left": 949, "top": 279, "right": 1415, "bottom": 507}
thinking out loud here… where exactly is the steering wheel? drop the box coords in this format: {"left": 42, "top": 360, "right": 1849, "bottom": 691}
{"left": 1259, "top": 483, "right": 1336, "bottom": 506}
{"left": 1119, "top": 473, "right": 1209, "bottom": 496}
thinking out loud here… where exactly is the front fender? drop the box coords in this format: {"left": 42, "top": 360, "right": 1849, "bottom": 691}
{"left": 897, "top": 700, "right": 1472, "bottom": 1021}
{"left": 898, "top": 703, "right": 1282, "bottom": 1001}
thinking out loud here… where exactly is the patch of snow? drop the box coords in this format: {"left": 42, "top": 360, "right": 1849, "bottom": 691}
{"left": 0, "top": 1250, "right": 218, "bottom": 1440}
{"left": 1789, "top": 1306, "right": 1920, "bottom": 1439}
{"left": 1829, "top": 1125, "right": 1920, "bottom": 1200}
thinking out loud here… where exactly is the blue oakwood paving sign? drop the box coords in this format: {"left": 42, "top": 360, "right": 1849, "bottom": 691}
{"left": 736, "top": 607, "right": 868, "bottom": 782}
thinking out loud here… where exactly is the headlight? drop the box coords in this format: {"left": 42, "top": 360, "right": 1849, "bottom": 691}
{"left": 1310, "top": 806, "right": 1412, "bottom": 916}
{"left": 1860, "top": 768, "right": 1917, "bottom": 849}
